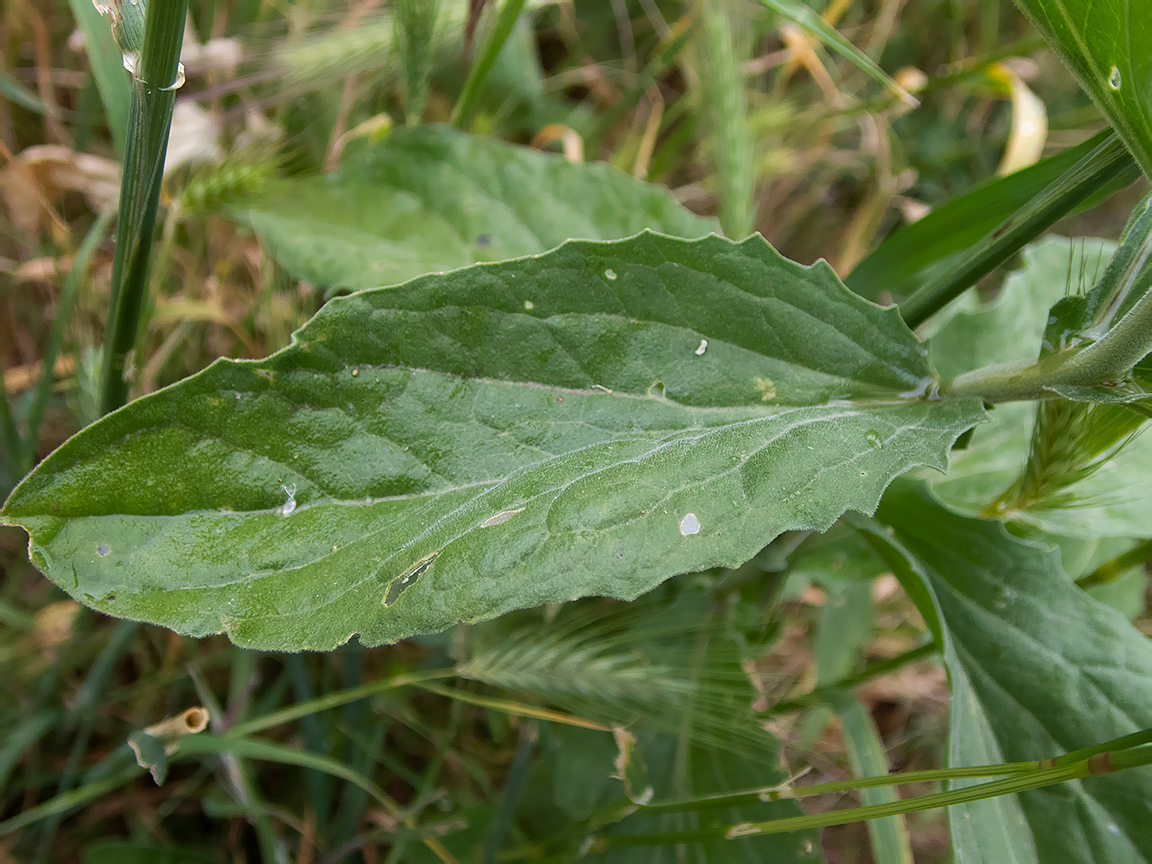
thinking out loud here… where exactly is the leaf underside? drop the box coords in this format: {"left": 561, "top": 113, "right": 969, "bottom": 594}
{"left": 868, "top": 482, "right": 1152, "bottom": 864}
{"left": 2, "top": 233, "right": 983, "bottom": 651}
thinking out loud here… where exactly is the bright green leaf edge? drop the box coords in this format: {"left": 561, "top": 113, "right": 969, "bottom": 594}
{"left": 229, "top": 123, "right": 718, "bottom": 293}
{"left": 2, "top": 233, "right": 984, "bottom": 651}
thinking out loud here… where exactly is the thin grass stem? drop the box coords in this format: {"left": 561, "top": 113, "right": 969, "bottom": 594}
{"left": 20, "top": 209, "right": 115, "bottom": 471}
{"left": 98, "top": 0, "right": 188, "bottom": 415}
{"left": 225, "top": 669, "right": 455, "bottom": 738}
{"left": 450, "top": 0, "right": 527, "bottom": 130}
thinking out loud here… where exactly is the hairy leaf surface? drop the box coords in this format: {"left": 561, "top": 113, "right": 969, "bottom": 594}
{"left": 2, "top": 234, "right": 982, "bottom": 650}
{"left": 232, "top": 124, "right": 716, "bottom": 292}
{"left": 863, "top": 482, "right": 1152, "bottom": 864}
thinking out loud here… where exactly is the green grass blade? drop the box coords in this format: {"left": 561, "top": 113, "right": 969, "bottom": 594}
{"left": 758, "top": 0, "right": 915, "bottom": 104}
{"left": 67, "top": 0, "right": 131, "bottom": 156}
{"left": 829, "top": 691, "right": 914, "bottom": 864}
{"left": 0, "top": 712, "right": 58, "bottom": 796}
{"left": 0, "top": 766, "right": 142, "bottom": 838}
{"left": 0, "top": 68, "right": 51, "bottom": 115}
{"left": 450, "top": 0, "right": 528, "bottom": 130}
{"left": 175, "top": 735, "right": 404, "bottom": 820}
{"left": 845, "top": 129, "right": 1136, "bottom": 302}
{"left": 0, "top": 385, "right": 19, "bottom": 491}
{"left": 899, "top": 131, "right": 1138, "bottom": 328}
{"left": 20, "top": 209, "right": 116, "bottom": 472}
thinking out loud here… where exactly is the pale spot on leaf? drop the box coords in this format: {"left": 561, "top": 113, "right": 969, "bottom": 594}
{"left": 280, "top": 484, "right": 297, "bottom": 516}
{"left": 480, "top": 508, "right": 524, "bottom": 528}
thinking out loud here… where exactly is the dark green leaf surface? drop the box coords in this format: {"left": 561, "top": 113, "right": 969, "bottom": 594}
{"left": 2, "top": 234, "right": 982, "bottom": 650}
{"left": 231, "top": 124, "right": 717, "bottom": 293}
{"left": 1015, "top": 0, "right": 1152, "bottom": 178}
{"left": 864, "top": 482, "right": 1152, "bottom": 863}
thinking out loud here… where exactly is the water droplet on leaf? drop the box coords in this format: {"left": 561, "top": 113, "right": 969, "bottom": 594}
{"left": 694, "top": 339, "right": 708, "bottom": 356}
{"left": 1108, "top": 66, "right": 1122, "bottom": 89}
{"left": 604, "top": 268, "right": 617, "bottom": 280}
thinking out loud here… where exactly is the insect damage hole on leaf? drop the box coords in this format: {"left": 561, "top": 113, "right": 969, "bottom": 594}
{"left": 382, "top": 552, "right": 438, "bottom": 607}
{"left": 679, "top": 513, "right": 702, "bottom": 536}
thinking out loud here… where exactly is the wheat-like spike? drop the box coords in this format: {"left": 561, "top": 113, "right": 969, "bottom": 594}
{"left": 458, "top": 597, "right": 785, "bottom": 757}
{"left": 694, "top": 0, "right": 756, "bottom": 238}
{"left": 989, "top": 401, "right": 1147, "bottom": 516}
{"left": 393, "top": 0, "right": 440, "bottom": 126}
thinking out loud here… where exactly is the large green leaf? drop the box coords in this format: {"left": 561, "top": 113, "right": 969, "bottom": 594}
{"left": 862, "top": 481, "right": 1152, "bottom": 863}
{"left": 2, "top": 233, "right": 983, "bottom": 651}
{"left": 1015, "top": 0, "right": 1152, "bottom": 178}
{"left": 231, "top": 124, "right": 717, "bottom": 292}
{"left": 931, "top": 237, "right": 1152, "bottom": 536}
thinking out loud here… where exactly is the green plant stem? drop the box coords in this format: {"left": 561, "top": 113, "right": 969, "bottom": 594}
{"left": 1061, "top": 287, "right": 1152, "bottom": 380}
{"left": 900, "top": 131, "right": 1138, "bottom": 329}
{"left": 98, "top": 0, "right": 188, "bottom": 415}
{"left": 225, "top": 668, "right": 455, "bottom": 738}
{"left": 632, "top": 761, "right": 1037, "bottom": 816}
{"left": 450, "top": 0, "right": 527, "bottom": 130}
{"left": 591, "top": 746, "right": 1152, "bottom": 848}
{"left": 21, "top": 209, "right": 116, "bottom": 471}
{"left": 768, "top": 642, "right": 937, "bottom": 714}
{"left": 941, "top": 293, "right": 1152, "bottom": 403}
{"left": 1077, "top": 539, "right": 1152, "bottom": 588}
{"left": 624, "top": 727, "right": 1152, "bottom": 818}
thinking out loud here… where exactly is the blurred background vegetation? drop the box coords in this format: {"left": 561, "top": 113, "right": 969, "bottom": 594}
{"left": 1, "top": 0, "right": 1147, "bottom": 861}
